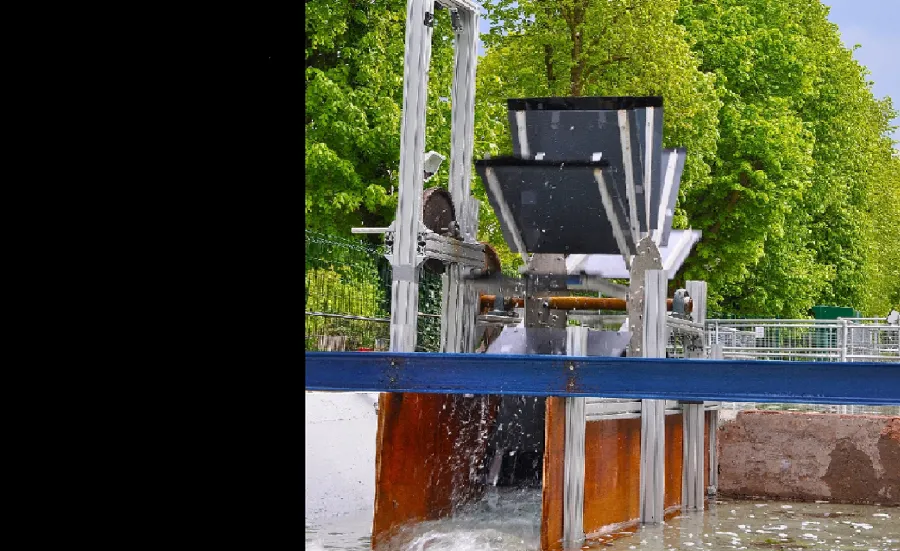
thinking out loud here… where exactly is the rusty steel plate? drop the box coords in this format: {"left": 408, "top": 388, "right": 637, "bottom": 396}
{"left": 422, "top": 187, "right": 457, "bottom": 273}
{"left": 481, "top": 242, "right": 502, "bottom": 276}
{"left": 422, "top": 187, "right": 456, "bottom": 234}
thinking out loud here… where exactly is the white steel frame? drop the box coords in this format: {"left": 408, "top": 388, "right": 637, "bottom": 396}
{"left": 564, "top": 326, "right": 588, "bottom": 548}
{"left": 390, "top": 0, "right": 481, "bottom": 353}
{"left": 640, "top": 269, "right": 667, "bottom": 524}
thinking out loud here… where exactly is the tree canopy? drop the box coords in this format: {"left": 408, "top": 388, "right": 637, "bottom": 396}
{"left": 305, "top": 0, "right": 899, "bottom": 316}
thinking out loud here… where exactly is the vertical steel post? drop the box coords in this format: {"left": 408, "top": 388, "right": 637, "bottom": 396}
{"left": 681, "top": 402, "right": 705, "bottom": 511}
{"left": 439, "top": 8, "right": 479, "bottom": 354}
{"left": 389, "top": 0, "right": 435, "bottom": 353}
{"left": 447, "top": 8, "right": 478, "bottom": 214}
{"left": 564, "top": 326, "right": 588, "bottom": 548}
{"left": 682, "top": 281, "right": 708, "bottom": 511}
{"left": 440, "top": 199, "right": 481, "bottom": 353}
{"left": 840, "top": 319, "right": 848, "bottom": 362}
{"left": 687, "top": 281, "right": 708, "bottom": 338}
{"left": 708, "top": 341, "right": 723, "bottom": 494}
{"left": 640, "top": 269, "right": 667, "bottom": 524}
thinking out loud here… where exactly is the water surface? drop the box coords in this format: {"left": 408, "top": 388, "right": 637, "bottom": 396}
{"left": 306, "top": 491, "right": 899, "bottom": 551}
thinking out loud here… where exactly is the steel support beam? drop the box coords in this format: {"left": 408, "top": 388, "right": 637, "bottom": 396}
{"left": 640, "top": 269, "right": 667, "bottom": 525}
{"left": 682, "top": 280, "right": 708, "bottom": 511}
{"left": 389, "top": 0, "right": 435, "bottom": 353}
{"left": 681, "top": 402, "right": 705, "bottom": 511}
{"left": 437, "top": 5, "right": 479, "bottom": 356}
{"left": 305, "top": 352, "right": 900, "bottom": 404}
{"left": 707, "top": 340, "right": 723, "bottom": 495}
{"left": 563, "top": 327, "right": 587, "bottom": 548}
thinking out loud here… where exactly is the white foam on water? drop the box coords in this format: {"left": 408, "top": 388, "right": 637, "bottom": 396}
{"left": 381, "top": 488, "right": 542, "bottom": 551}
{"left": 307, "top": 494, "right": 900, "bottom": 550}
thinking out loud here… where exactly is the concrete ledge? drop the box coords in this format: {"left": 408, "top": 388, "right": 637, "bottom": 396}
{"left": 718, "top": 411, "right": 899, "bottom": 505}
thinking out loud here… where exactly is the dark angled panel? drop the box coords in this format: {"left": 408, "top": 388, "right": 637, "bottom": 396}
{"left": 506, "top": 97, "right": 665, "bottom": 234}
{"left": 475, "top": 158, "right": 633, "bottom": 255}
{"left": 658, "top": 148, "right": 686, "bottom": 247}
{"left": 631, "top": 106, "right": 665, "bottom": 233}
{"left": 507, "top": 97, "right": 663, "bottom": 111}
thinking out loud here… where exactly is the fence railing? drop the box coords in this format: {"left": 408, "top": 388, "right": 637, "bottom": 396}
{"left": 304, "top": 231, "right": 443, "bottom": 352}
{"left": 705, "top": 317, "right": 900, "bottom": 416}
{"left": 706, "top": 318, "right": 900, "bottom": 363}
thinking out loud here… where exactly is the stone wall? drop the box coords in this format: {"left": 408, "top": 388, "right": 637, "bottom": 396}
{"left": 718, "top": 411, "right": 899, "bottom": 505}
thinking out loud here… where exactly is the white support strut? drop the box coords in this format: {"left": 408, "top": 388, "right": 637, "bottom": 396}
{"left": 682, "top": 280, "right": 709, "bottom": 510}
{"left": 564, "top": 326, "right": 588, "bottom": 548}
{"left": 390, "top": 0, "right": 435, "bottom": 353}
{"left": 640, "top": 269, "right": 667, "bottom": 524}
{"left": 440, "top": 6, "right": 480, "bottom": 355}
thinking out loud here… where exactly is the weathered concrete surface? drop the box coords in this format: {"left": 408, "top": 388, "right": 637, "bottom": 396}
{"left": 719, "top": 411, "right": 899, "bottom": 505}
{"left": 305, "top": 391, "right": 380, "bottom": 520}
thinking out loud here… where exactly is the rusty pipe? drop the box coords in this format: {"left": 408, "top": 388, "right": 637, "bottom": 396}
{"left": 479, "top": 295, "right": 690, "bottom": 312}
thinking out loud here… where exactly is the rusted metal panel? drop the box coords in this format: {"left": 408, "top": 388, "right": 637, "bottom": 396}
{"left": 664, "top": 414, "right": 684, "bottom": 509}
{"left": 372, "top": 393, "right": 499, "bottom": 548}
{"left": 582, "top": 418, "right": 642, "bottom": 537}
{"left": 541, "top": 397, "right": 566, "bottom": 551}
{"left": 581, "top": 413, "right": 712, "bottom": 541}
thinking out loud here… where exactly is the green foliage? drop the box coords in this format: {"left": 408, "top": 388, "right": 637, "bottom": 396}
{"left": 860, "top": 153, "right": 900, "bottom": 314}
{"left": 677, "top": 0, "right": 897, "bottom": 317}
{"left": 416, "top": 274, "right": 443, "bottom": 352}
{"left": 305, "top": 0, "right": 897, "bottom": 318}
{"left": 306, "top": 1, "right": 464, "bottom": 237}
{"left": 305, "top": 231, "right": 389, "bottom": 316}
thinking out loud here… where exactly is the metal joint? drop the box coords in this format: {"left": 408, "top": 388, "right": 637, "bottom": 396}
{"left": 424, "top": 11, "right": 434, "bottom": 27}
{"left": 449, "top": 9, "right": 462, "bottom": 32}
{"left": 419, "top": 230, "right": 485, "bottom": 269}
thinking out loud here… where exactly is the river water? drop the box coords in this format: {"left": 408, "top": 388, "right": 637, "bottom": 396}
{"left": 306, "top": 489, "right": 898, "bottom": 551}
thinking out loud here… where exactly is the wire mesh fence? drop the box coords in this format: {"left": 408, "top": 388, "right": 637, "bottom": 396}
{"left": 706, "top": 318, "right": 900, "bottom": 362}
{"left": 304, "top": 231, "right": 443, "bottom": 352}
{"left": 706, "top": 317, "right": 899, "bottom": 416}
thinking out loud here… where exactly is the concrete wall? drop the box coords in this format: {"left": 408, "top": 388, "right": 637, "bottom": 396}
{"left": 718, "top": 411, "right": 900, "bottom": 505}
{"left": 305, "top": 391, "right": 379, "bottom": 521}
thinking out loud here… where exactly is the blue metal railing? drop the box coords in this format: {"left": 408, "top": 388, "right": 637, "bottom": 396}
{"left": 305, "top": 352, "right": 900, "bottom": 406}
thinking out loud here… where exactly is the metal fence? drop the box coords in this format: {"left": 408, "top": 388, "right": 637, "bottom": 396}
{"left": 305, "top": 231, "right": 444, "bottom": 352}
{"left": 706, "top": 318, "right": 900, "bottom": 362}
{"left": 705, "top": 317, "right": 900, "bottom": 416}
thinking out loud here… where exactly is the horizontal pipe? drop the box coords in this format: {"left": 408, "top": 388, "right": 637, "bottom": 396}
{"left": 305, "top": 352, "right": 900, "bottom": 405}
{"left": 350, "top": 227, "right": 391, "bottom": 234}
{"left": 480, "top": 295, "right": 689, "bottom": 312}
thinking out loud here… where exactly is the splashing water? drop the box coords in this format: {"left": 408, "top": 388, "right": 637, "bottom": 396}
{"left": 382, "top": 488, "right": 542, "bottom": 551}
{"left": 306, "top": 494, "right": 899, "bottom": 551}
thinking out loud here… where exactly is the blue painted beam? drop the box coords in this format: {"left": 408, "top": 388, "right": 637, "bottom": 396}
{"left": 305, "top": 352, "right": 900, "bottom": 406}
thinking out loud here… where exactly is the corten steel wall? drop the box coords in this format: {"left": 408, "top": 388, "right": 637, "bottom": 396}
{"left": 374, "top": 399, "right": 713, "bottom": 551}
{"left": 578, "top": 413, "right": 711, "bottom": 540}
{"left": 544, "top": 409, "right": 713, "bottom": 549}
{"left": 371, "top": 393, "right": 500, "bottom": 548}
{"left": 582, "top": 417, "right": 642, "bottom": 537}
{"left": 718, "top": 411, "right": 900, "bottom": 505}
{"left": 541, "top": 397, "right": 566, "bottom": 551}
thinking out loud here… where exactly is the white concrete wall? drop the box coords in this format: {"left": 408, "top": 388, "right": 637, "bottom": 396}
{"left": 305, "top": 391, "right": 380, "bottom": 521}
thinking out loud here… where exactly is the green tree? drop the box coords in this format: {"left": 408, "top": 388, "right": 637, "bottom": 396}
{"left": 860, "top": 150, "right": 900, "bottom": 315}
{"left": 305, "top": 1, "right": 460, "bottom": 237}
{"left": 677, "top": 0, "right": 897, "bottom": 317}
